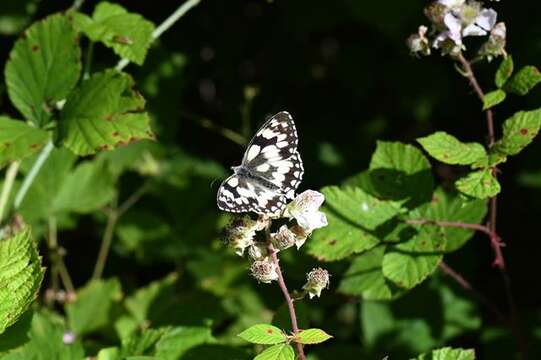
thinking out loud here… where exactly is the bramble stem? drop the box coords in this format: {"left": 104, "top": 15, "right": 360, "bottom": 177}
{"left": 268, "top": 243, "right": 305, "bottom": 359}
{"left": 116, "top": 0, "right": 202, "bottom": 71}
{"left": 405, "top": 219, "right": 491, "bottom": 236}
{"left": 182, "top": 112, "right": 246, "bottom": 146}
{"left": 14, "top": 141, "right": 54, "bottom": 210}
{"left": 48, "top": 217, "right": 75, "bottom": 294}
{"left": 0, "top": 162, "right": 20, "bottom": 224}
{"left": 456, "top": 53, "right": 527, "bottom": 359}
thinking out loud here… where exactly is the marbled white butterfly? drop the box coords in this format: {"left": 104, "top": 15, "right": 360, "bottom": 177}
{"left": 217, "top": 111, "right": 304, "bottom": 216}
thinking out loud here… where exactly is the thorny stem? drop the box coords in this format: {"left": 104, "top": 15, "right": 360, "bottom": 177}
{"left": 116, "top": 0, "right": 202, "bottom": 71}
{"left": 265, "top": 224, "right": 305, "bottom": 360}
{"left": 439, "top": 261, "right": 503, "bottom": 319}
{"left": 0, "top": 162, "right": 20, "bottom": 224}
{"left": 456, "top": 53, "right": 527, "bottom": 358}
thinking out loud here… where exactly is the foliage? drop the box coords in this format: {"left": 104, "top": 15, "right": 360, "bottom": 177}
{"left": 0, "top": 0, "right": 540, "bottom": 359}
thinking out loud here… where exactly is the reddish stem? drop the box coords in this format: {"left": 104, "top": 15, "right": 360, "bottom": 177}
{"left": 406, "top": 218, "right": 491, "bottom": 235}
{"left": 268, "top": 243, "right": 305, "bottom": 359}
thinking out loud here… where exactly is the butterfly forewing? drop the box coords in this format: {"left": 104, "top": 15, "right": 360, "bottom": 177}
{"left": 217, "top": 111, "right": 304, "bottom": 216}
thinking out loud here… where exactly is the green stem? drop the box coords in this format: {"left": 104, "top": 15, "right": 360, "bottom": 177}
{"left": 71, "top": 0, "right": 86, "bottom": 10}
{"left": 115, "top": 0, "right": 202, "bottom": 71}
{"left": 14, "top": 141, "right": 54, "bottom": 209}
{"left": 48, "top": 217, "right": 75, "bottom": 294}
{"left": 183, "top": 112, "right": 246, "bottom": 146}
{"left": 83, "top": 41, "right": 94, "bottom": 80}
{"left": 0, "top": 162, "right": 20, "bottom": 224}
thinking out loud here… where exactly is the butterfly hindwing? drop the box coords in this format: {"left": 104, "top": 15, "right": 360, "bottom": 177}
{"left": 217, "top": 111, "right": 304, "bottom": 215}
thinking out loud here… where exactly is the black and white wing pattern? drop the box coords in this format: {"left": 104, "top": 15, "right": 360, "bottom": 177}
{"left": 217, "top": 111, "right": 304, "bottom": 216}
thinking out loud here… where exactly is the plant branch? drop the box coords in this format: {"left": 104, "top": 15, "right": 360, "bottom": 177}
{"left": 0, "top": 162, "right": 20, "bottom": 224}
{"left": 48, "top": 217, "right": 75, "bottom": 294}
{"left": 267, "top": 242, "right": 306, "bottom": 360}
{"left": 182, "top": 112, "right": 246, "bottom": 146}
{"left": 439, "top": 261, "right": 503, "bottom": 319}
{"left": 116, "top": 0, "right": 202, "bottom": 72}
{"left": 14, "top": 141, "right": 54, "bottom": 210}
{"left": 457, "top": 53, "right": 527, "bottom": 359}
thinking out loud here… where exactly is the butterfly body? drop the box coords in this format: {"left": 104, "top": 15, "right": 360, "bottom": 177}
{"left": 217, "top": 111, "right": 304, "bottom": 216}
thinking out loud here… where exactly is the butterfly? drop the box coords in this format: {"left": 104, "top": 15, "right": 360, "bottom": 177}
{"left": 217, "top": 111, "right": 304, "bottom": 216}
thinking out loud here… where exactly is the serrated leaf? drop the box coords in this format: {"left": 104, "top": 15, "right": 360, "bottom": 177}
{"left": 368, "top": 141, "right": 433, "bottom": 209}
{"left": 308, "top": 185, "right": 396, "bottom": 261}
{"left": 408, "top": 188, "right": 487, "bottom": 251}
{"left": 495, "top": 56, "right": 513, "bottom": 88}
{"left": 74, "top": 2, "right": 155, "bottom": 65}
{"left": 0, "top": 116, "right": 49, "bottom": 169}
{"left": 492, "top": 109, "right": 541, "bottom": 156}
{"left": 1, "top": 311, "right": 85, "bottom": 360}
{"left": 338, "top": 246, "right": 403, "bottom": 300}
{"left": 455, "top": 169, "right": 500, "bottom": 199}
{"left": 417, "top": 132, "right": 487, "bottom": 165}
{"left": 238, "top": 324, "right": 287, "bottom": 345}
{"left": 65, "top": 278, "right": 122, "bottom": 336}
{"left": 5, "top": 14, "right": 81, "bottom": 127}
{"left": 59, "top": 69, "right": 154, "bottom": 156}
{"left": 254, "top": 344, "right": 295, "bottom": 360}
{"left": 414, "top": 347, "right": 475, "bottom": 360}
{"left": 0, "top": 227, "right": 44, "bottom": 334}
{"left": 482, "top": 89, "right": 506, "bottom": 110}
{"left": 504, "top": 65, "right": 541, "bottom": 96}
{"left": 382, "top": 226, "right": 445, "bottom": 289}
{"left": 295, "top": 328, "right": 332, "bottom": 344}
{"left": 471, "top": 151, "right": 507, "bottom": 169}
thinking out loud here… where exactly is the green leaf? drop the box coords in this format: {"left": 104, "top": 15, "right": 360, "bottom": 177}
{"left": 154, "top": 326, "right": 214, "bottom": 360}
{"left": 65, "top": 278, "right": 122, "bottom": 336}
{"left": 417, "top": 132, "right": 487, "bottom": 165}
{"left": 254, "top": 344, "right": 295, "bottom": 360}
{"left": 482, "top": 89, "right": 506, "bottom": 110}
{"left": 74, "top": 2, "right": 155, "bottom": 65}
{"left": 504, "top": 66, "right": 541, "bottom": 96}
{"left": 295, "top": 328, "right": 332, "bottom": 344}
{"left": 19, "top": 148, "right": 116, "bottom": 222}
{"left": 338, "top": 246, "right": 403, "bottom": 300}
{"left": 495, "top": 55, "right": 513, "bottom": 88}
{"left": 455, "top": 169, "right": 500, "bottom": 199}
{"left": 409, "top": 188, "right": 487, "bottom": 251}
{"left": 238, "top": 324, "right": 287, "bottom": 345}
{"left": 119, "top": 327, "right": 168, "bottom": 358}
{"left": 492, "top": 109, "right": 541, "bottom": 156}
{"left": 59, "top": 69, "right": 155, "bottom": 156}
{"left": 308, "top": 185, "right": 396, "bottom": 261}
{"left": 0, "top": 227, "right": 44, "bottom": 335}
{"left": 382, "top": 226, "right": 445, "bottom": 289}
{"left": 5, "top": 14, "right": 81, "bottom": 127}
{"left": 2, "top": 310, "right": 85, "bottom": 360}
{"left": 368, "top": 141, "right": 433, "bottom": 209}
{"left": 414, "top": 347, "right": 475, "bottom": 360}
{"left": 0, "top": 117, "right": 49, "bottom": 168}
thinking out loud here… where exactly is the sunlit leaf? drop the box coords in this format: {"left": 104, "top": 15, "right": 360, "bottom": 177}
{"left": 0, "top": 227, "right": 44, "bottom": 334}
{"left": 504, "top": 65, "right": 541, "bottom": 96}
{"left": 59, "top": 69, "right": 154, "bottom": 155}
{"left": 495, "top": 55, "right": 513, "bottom": 88}
{"left": 0, "top": 116, "right": 48, "bottom": 169}
{"left": 482, "top": 90, "right": 506, "bottom": 110}
{"left": 295, "top": 328, "right": 332, "bottom": 344}
{"left": 5, "top": 14, "right": 81, "bottom": 127}
{"left": 417, "top": 132, "right": 486, "bottom": 165}
{"left": 492, "top": 109, "right": 541, "bottom": 156}
{"left": 154, "top": 326, "right": 214, "bottom": 359}
{"left": 254, "top": 343, "right": 295, "bottom": 360}
{"left": 413, "top": 347, "right": 475, "bottom": 360}
{"left": 238, "top": 324, "right": 287, "bottom": 345}
{"left": 455, "top": 169, "right": 500, "bottom": 199}
{"left": 73, "top": 2, "right": 155, "bottom": 65}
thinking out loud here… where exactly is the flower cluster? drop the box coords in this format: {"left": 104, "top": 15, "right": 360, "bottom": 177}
{"left": 407, "top": 0, "right": 506, "bottom": 60}
{"left": 222, "top": 190, "right": 330, "bottom": 297}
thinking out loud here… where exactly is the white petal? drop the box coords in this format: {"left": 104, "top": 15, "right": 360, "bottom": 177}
{"left": 463, "top": 24, "right": 487, "bottom": 37}
{"left": 476, "top": 8, "right": 497, "bottom": 31}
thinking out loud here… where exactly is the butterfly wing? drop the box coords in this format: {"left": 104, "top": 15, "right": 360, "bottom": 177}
{"left": 241, "top": 111, "right": 304, "bottom": 200}
{"left": 216, "top": 174, "right": 287, "bottom": 216}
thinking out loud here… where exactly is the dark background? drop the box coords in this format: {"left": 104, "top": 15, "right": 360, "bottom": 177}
{"left": 2, "top": 0, "right": 541, "bottom": 358}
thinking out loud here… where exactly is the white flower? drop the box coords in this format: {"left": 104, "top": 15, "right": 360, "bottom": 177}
{"left": 62, "top": 331, "right": 76, "bottom": 344}
{"left": 286, "top": 190, "right": 328, "bottom": 233}
{"left": 438, "top": 0, "right": 465, "bottom": 10}
{"left": 462, "top": 8, "right": 497, "bottom": 37}
{"left": 271, "top": 225, "right": 296, "bottom": 250}
{"left": 407, "top": 25, "right": 431, "bottom": 56}
{"left": 478, "top": 22, "right": 507, "bottom": 61}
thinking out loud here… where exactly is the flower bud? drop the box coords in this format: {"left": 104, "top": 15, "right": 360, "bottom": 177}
{"left": 407, "top": 25, "right": 431, "bottom": 56}
{"left": 424, "top": 2, "right": 447, "bottom": 28}
{"left": 478, "top": 22, "right": 506, "bottom": 61}
{"left": 250, "top": 259, "right": 279, "bottom": 283}
{"left": 271, "top": 225, "right": 296, "bottom": 250}
{"left": 223, "top": 215, "right": 259, "bottom": 256}
{"left": 303, "top": 268, "right": 330, "bottom": 299}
